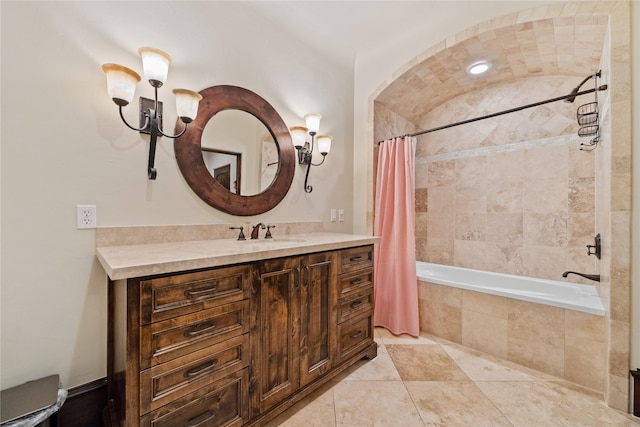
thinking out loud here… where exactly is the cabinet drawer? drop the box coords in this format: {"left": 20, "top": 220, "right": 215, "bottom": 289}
{"left": 141, "top": 368, "right": 248, "bottom": 427}
{"left": 141, "top": 265, "right": 251, "bottom": 324}
{"left": 140, "top": 334, "right": 249, "bottom": 414}
{"left": 338, "top": 246, "right": 374, "bottom": 274}
{"left": 338, "top": 314, "right": 373, "bottom": 360}
{"left": 141, "top": 300, "right": 249, "bottom": 368}
{"left": 337, "top": 289, "right": 373, "bottom": 324}
{"left": 337, "top": 268, "right": 373, "bottom": 297}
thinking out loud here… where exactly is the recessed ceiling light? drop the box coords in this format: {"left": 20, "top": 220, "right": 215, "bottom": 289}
{"left": 467, "top": 61, "right": 491, "bottom": 75}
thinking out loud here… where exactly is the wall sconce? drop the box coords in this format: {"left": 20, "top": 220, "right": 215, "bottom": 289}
{"left": 102, "top": 47, "right": 202, "bottom": 180}
{"left": 289, "top": 114, "right": 332, "bottom": 193}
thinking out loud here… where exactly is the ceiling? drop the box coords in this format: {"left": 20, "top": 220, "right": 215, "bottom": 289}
{"left": 375, "top": 15, "right": 608, "bottom": 124}
{"left": 42, "top": 1, "right": 559, "bottom": 72}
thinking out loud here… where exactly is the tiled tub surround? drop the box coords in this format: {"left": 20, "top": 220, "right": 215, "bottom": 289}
{"left": 412, "top": 77, "right": 597, "bottom": 283}
{"left": 370, "top": 2, "right": 633, "bottom": 410}
{"left": 418, "top": 276, "right": 607, "bottom": 393}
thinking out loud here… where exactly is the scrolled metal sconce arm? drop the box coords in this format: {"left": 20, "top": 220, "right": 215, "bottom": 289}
{"left": 290, "top": 118, "right": 332, "bottom": 193}
{"left": 102, "top": 47, "right": 201, "bottom": 180}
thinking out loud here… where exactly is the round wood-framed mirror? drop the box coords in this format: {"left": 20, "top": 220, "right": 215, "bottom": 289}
{"left": 175, "top": 85, "right": 295, "bottom": 216}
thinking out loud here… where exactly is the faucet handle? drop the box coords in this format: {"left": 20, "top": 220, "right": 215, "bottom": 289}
{"left": 229, "top": 226, "right": 246, "bottom": 241}
{"left": 586, "top": 233, "right": 601, "bottom": 259}
{"left": 265, "top": 225, "right": 276, "bottom": 239}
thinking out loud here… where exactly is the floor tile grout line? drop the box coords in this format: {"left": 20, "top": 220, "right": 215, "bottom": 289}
{"left": 417, "top": 336, "right": 517, "bottom": 427}
{"left": 400, "top": 378, "right": 428, "bottom": 426}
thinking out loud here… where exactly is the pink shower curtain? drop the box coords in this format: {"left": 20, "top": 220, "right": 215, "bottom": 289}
{"left": 374, "top": 136, "right": 419, "bottom": 337}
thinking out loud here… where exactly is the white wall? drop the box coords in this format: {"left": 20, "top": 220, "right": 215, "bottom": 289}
{"left": 0, "top": 1, "right": 354, "bottom": 389}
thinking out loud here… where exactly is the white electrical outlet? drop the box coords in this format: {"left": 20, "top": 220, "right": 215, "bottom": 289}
{"left": 330, "top": 209, "right": 337, "bottom": 222}
{"left": 338, "top": 209, "right": 345, "bottom": 222}
{"left": 77, "top": 205, "right": 97, "bottom": 229}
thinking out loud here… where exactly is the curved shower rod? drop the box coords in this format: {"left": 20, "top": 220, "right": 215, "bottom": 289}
{"left": 377, "top": 71, "right": 607, "bottom": 145}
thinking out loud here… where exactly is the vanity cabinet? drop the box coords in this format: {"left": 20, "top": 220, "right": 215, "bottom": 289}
{"left": 249, "top": 251, "right": 337, "bottom": 418}
{"left": 107, "top": 244, "right": 376, "bottom": 427}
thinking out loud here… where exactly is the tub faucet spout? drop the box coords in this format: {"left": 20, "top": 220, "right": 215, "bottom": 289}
{"left": 562, "top": 271, "right": 600, "bottom": 282}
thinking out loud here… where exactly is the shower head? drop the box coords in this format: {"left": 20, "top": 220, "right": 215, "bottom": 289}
{"left": 564, "top": 71, "right": 601, "bottom": 103}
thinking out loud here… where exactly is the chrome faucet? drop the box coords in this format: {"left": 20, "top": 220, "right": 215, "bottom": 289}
{"left": 562, "top": 271, "right": 600, "bottom": 282}
{"left": 251, "top": 223, "right": 266, "bottom": 239}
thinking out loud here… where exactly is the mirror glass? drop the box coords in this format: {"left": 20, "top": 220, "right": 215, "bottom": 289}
{"left": 201, "top": 111, "right": 279, "bottom": 195}
{"left": 174, "top": 85, "right": 296, "bottom": 216}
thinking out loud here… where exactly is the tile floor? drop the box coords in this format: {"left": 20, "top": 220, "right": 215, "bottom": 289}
{"left": 266, "top": 328, "right": 640, "bottom": 426}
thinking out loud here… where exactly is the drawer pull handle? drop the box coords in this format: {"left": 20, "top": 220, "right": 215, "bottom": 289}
{"left": 186, "top": 410, "right": 216, "bottom": 427}
{"left": 349, "top": 256, "right": 363, "bottom": 262}
{"left": 350, "top": 279, "right": 364, "bottom": 285}
{"left": 184, "top": 284, "right": 218, "bottom": 299}
{"left": 349, "top": 300, "right": 363, "bottom": 309}
{"left": 184, "top": 320, "right": 217, "bottom": 337}
{"left": 184, "top": 359, "right": 218, "bottom": 378}
{"left": 350, "top": 330, "right": 363, "bottom": 339}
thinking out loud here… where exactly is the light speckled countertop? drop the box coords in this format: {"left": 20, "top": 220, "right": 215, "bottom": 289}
{"left": 97, "top": 232, "right": 379, "bottom": 280}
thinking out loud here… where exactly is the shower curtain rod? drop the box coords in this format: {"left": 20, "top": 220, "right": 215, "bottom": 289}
{"left": 377, "top": 84, "right": 608, "bottom": 145}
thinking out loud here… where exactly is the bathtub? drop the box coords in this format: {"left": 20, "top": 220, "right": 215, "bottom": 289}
{"left": 416, "top": 262, "right": 605, "bottom": 316}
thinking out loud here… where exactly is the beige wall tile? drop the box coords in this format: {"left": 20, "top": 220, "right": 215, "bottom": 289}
{"left": 462, "top": 290, "right": 509, "bottom": 319}
{"left": 607, "top": 374, "right": 630, "bottom": 412}
{"left": 507, "top": 301, "right": 565, "bottom": 376}
{"left": 486, "top": 179, "right": 524, "bottom": 214}
{"left": 426, "top": 211, "right": 455, "bottom": 240}
{"left": 567, "top": 213, "right": 596, "bottom": 247}
{"left": 462, "top": 309, "right": 508, "bottom": 359}
{"left": 425, "top": 238, "right": 454, "bottom": 264}
{"left": 427, "top": 160, "right": 456, "bottom": 187}
{"left": 427, "top": 185, "right": 455, "bottom": 213}
{"left": 507, "top": 326, "right": 565, "bottom": 377}
{"left": 565, "top": 311, "right": 606, "bottom": 342}
{"left": 418, "top": 281, "right": 462, "bottom": 343}
{"left": 523, "top": 212, "right": 568, "bottom": 247}
{"left": 415, "top": 188, "right": 428, "bottom": 212}
{"left": 565, "top": 335, "right": 606, "bottom": 392}
{"left": 521, "top": 245, "right": 567, "bottom": 280}
{"left": 487, "top": 213, "right": 523, "bottom": 245}
{"left": 608, "top": 319, "right": 630, "bottom": 377}
{"left": 455, "top": 213, "right": 487, "bottom": 241}
{"left": 568, "top": 177, "right": 595, "bottom": 213}
{"left": 609, "top": 266, "right": 630, "bottom": 322}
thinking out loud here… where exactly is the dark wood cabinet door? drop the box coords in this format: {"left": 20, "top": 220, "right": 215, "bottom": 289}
{"left": 299, "top": 252, "right": 337, "bottom": 386}
{"left": 249, "top": 257, "right": 300, "bottom": 416}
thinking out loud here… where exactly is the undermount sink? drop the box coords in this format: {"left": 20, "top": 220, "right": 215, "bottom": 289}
{"left": 239, "top": 237, "right": 307, "bottom": 244}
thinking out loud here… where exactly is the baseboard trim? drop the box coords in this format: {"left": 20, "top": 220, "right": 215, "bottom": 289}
{"left": 58, "top": 378, "right": 107, "bottom": 427}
